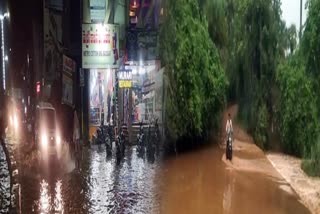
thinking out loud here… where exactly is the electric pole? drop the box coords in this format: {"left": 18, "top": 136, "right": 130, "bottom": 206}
{"left": 300, "top": 0, "right": 302, "bottom": 41}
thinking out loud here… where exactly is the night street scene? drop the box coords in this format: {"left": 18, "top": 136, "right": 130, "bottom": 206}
{"left": 0, "top": 0, "right": 320, "bottom": 213}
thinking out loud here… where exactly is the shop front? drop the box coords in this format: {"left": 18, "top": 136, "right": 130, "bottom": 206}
{"left": 124, "top": 61, "right": 163, "bottom": 125}
{"left": 82, "top": 23, "right": 120, "bottom": 140}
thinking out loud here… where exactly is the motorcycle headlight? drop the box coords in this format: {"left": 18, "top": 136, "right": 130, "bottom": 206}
{"left": 41, "top": 134, "right": 48, "bottom": 147}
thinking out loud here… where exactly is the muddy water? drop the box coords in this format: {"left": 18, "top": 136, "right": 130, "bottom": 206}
{"left": 18, "top": 144, "right": 310, "bottom": 214}
{"left": 160, "top": 145, "right": 310, "bottom": 214}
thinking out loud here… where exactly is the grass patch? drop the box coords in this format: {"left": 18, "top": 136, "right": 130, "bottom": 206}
{"left": 301, "top": 160, "right": 320, "bottom": 177}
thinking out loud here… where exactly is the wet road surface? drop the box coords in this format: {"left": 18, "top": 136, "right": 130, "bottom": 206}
{"left": 160, "top": 145, "right": 310, "bottom": 214}
{"left": 17, "top": 143, "right": 311, "bottom": 214}
{"left": 19, "top": 145, "right": 160, "bottom": 213}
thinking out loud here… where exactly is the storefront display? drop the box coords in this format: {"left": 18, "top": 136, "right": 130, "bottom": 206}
{"left": 89, "top": 69, "right": 114, "bottom": 126}
{"left": 124, "top": 61, "right": 162, "bottom": 124}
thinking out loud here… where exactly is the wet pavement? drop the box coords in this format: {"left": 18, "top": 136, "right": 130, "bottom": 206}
{"left": 19, "top": 144, "right": 160, "bottom": 213}
{"left": 14, "top": 140, "right": 311, "bottom": 214}
{"left": 0, "top": 140, "right": 11, "bottom": 213}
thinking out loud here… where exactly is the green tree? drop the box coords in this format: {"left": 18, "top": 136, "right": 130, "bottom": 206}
{"left": 287, "top": 24, "right": 297, "bottom": 55}
{"left": 301, "top": 0, "right": 320, "bottom": 104}
{"left": 276, "top": 56, "right": 318, "bottom": 157}
{"left": 160, "top": 0, "right": 227, "bottom": 141}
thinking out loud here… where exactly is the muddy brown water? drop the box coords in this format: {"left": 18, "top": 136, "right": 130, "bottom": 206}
{"left": 18, "top": 144, "right": 310, "bottom": 214}
{"left": 160, "top": 145, "right": 310, "bottom": 214}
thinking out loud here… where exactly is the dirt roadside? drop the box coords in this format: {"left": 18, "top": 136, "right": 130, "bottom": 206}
{"left": 267, "top": 153, "right": 320, "bottom": 214}
{"left": 222, "top": 105, "right": 320, "bottom": 213}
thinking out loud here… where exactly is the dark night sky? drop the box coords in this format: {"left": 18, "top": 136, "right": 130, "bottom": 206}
{"left": 7, "top": 0, "right": 42, "bottom": 86}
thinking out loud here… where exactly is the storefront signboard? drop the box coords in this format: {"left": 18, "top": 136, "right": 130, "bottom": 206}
{"left": 62, "top": 55, "right": 75, "bottom": 106}
{"left": 62, "top": 74, "right": 73, "bottom": 106}
{"left": 90, "top": 0, "right": 106, "bottom": 23}
{"left": 45, "top": 0, "right": 63, "bottom": 11}
{"left": 118, "top": 69, "right": 132, "bottom": 88}
{"left": 82, "top": 24, "right": 120, "bottom": 69}
{"left": 127, "top": 30, "right": 159, "bottom": 61}
{"left": 63, "top": 55, "right": 76, "bottom": 74}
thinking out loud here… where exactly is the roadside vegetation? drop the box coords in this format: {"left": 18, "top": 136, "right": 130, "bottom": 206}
{"left": 160, "top": 0, "right": 320, "bottom": 176}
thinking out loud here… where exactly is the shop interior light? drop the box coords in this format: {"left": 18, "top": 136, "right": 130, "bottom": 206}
{"left": 129, "top": 10, "right": 135, "bottom": 17}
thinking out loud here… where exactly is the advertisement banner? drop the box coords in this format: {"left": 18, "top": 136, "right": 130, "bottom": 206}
{"left": 82, "top": 24, "right": 120, "bottom": 69}
{"left": 89, "top": 69, "right": 114, "bottom": 125}
{"left": 62, "top": 74, "right": 73, "bottom": 106}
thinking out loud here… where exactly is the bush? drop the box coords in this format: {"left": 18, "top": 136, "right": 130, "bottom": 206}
{"left": 276, "top": 57, "right": 318, "bottom": 157}
{"left": 302, "top": 138, "right": 320, "bottom": 176}
{"left": 254, "top": 103, "right": 269, "bottom": 149}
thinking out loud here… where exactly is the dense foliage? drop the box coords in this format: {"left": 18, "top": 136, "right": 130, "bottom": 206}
{"left": 160, "top": 0, "right": 227, "bottom": 140}
{"left": 161, "top": 0, "right": 320, "bottom": 173}
{"left": 276, "top": 56, "right": 318, "bottom": 157}
{"left": 302, "top": 137, "right": 320, "bottom": 177}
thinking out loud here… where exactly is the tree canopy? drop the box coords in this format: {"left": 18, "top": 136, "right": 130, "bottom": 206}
{"left": 160, "top": 0, "right": 227, "bottom": 140}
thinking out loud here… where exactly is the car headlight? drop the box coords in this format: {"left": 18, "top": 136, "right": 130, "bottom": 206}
{"left": 41, "top": 134, "right": 48, "bottom": 147}
{"left": 13, "top": 114, "right": 18, "bottom": 129}
{"left": 56, "top": 136, "right": 61, "bottom": 145}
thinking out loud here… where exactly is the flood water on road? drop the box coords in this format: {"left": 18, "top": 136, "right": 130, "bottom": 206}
{"left": 18, "top": 143, "right": 311, "bottom": 214}
{"left": 160, "top": 145, "right": 310, "bottom": 214}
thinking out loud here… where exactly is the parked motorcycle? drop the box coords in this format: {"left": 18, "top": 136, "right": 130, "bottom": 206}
{"left": 104, "top": 124, "right": 112, "bottom": 157}
{"left": 116, "top": 127, "right": 126, "bottom": 160}
{"left": 154, "top": 119, "right": 161, "bottom": 143}
{"left": 226, "top": 132, "right": 233, "bottom": 160}
{"left": 146, "top": 124, "right": 155, "bottom": 159}
{"left": 137, "top": 121, "right": 145, "bottom": 155}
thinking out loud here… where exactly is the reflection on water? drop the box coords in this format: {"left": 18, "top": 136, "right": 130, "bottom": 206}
{"left": 39, "top": 180, "right": 49, "bottom": 213}
{"left": 54, "top": 180, "right": 63, "bottom": 212}
{"left": 20, "top": 145, "right": 311, "bottom": 214}
{"left": 39, "top": 179, "right": 64, "bottom": 213}
{"left": 87, "top": 147, "right": 160, "bottom": 213}
{"left": 223, "top": 169, "right": 235, "bottom": 214}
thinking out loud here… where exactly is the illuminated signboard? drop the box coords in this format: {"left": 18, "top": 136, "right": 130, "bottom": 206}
{"left": 82, "top": 24, "right": 120, "bottom": 69}
{"left": 118, "top": 70, "right": 132, "bottom": 88}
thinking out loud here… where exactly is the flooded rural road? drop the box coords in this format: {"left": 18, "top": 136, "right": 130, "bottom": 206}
{"left": 16, "top": 141, "right": 310, "bottom": 214}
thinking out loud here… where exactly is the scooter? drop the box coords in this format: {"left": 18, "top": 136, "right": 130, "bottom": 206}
{"left": 226, "top": 132, "right": 233, "bottom": 160}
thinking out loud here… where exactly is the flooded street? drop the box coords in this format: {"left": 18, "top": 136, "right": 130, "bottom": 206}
{"left": 160, "top": 145, "right": 310, "bottom": 214}
{"left": 17, "top": 142, "right": 311, "bottom": 213}
{"left": 19, "top": 145, "right": 160, "bottom": 213}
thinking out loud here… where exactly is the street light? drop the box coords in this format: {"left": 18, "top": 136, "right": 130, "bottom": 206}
{"left": 1, "top": 11, "right": 9, "bottom": 91}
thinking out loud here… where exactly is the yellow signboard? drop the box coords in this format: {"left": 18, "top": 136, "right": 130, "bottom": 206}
{"left": 119, "top": 80, "right": 132, "bottom": 88}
